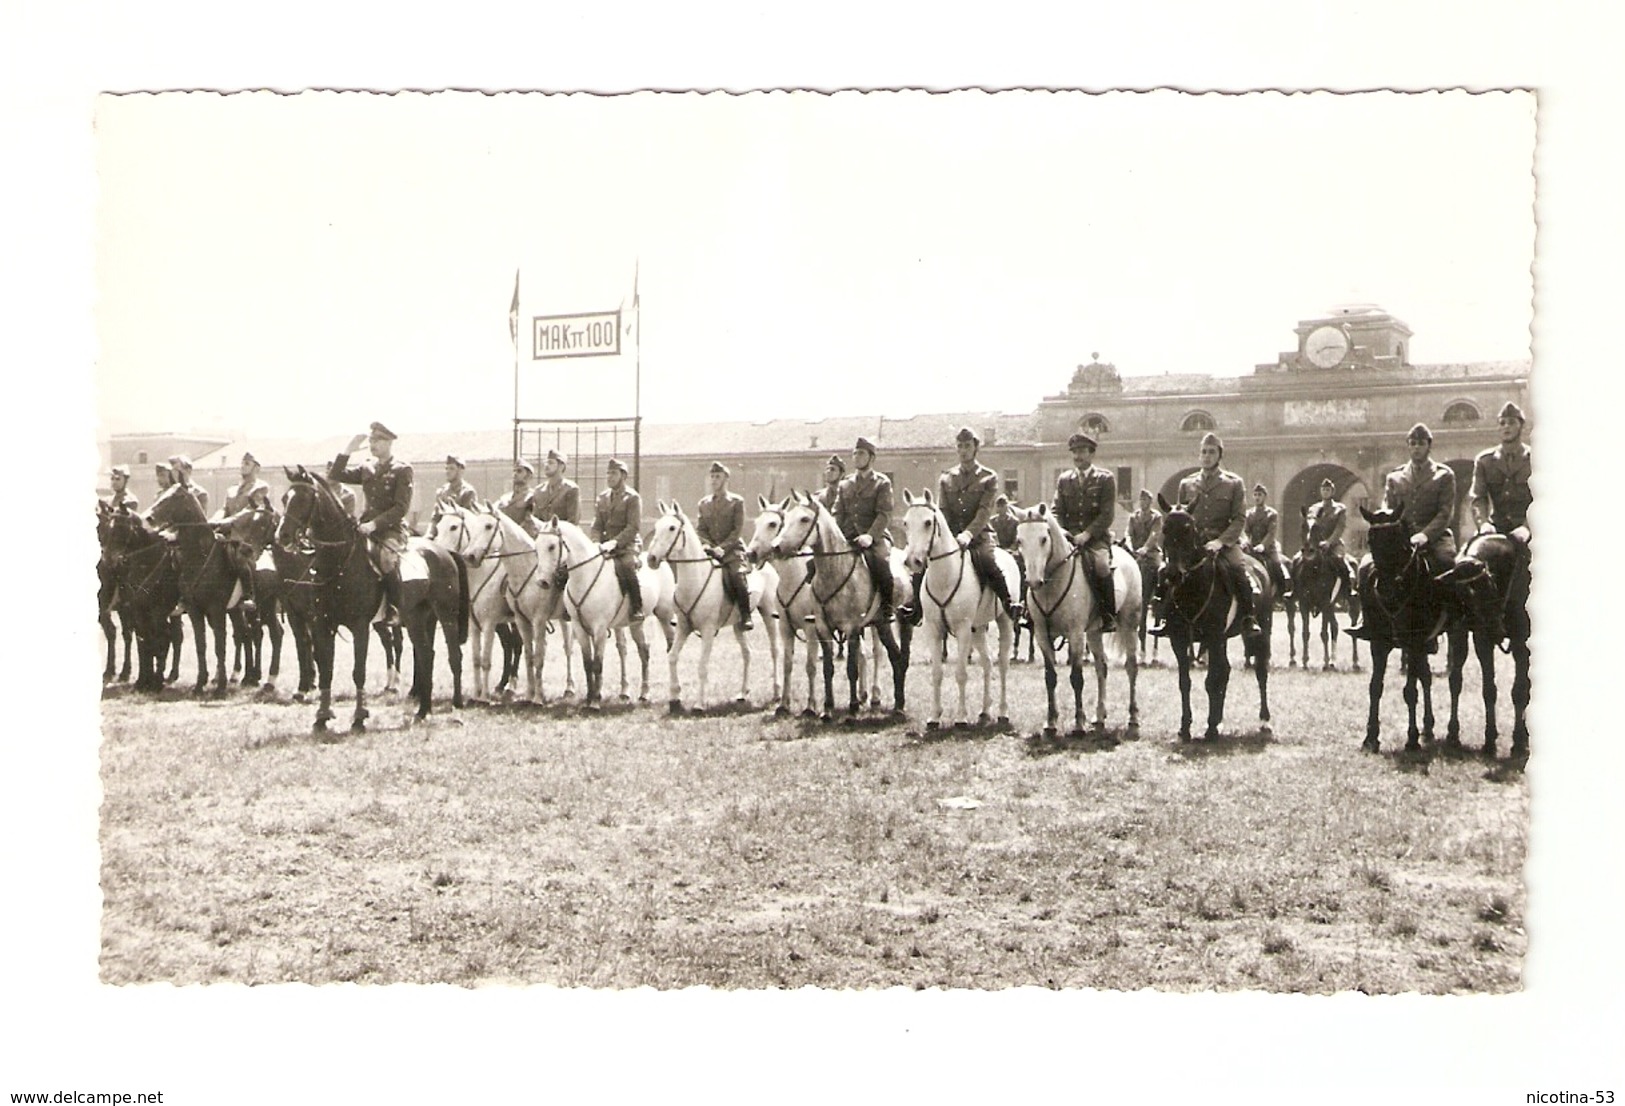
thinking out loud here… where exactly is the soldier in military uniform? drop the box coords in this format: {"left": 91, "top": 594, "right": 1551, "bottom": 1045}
{"left": 1152, "top": 433, "right": 1261, "bottom": 636}
{"left": 1471, "top": 401, "right": 1532, "bottom": 545}
{"left": 814, "top": 454, "right": 845, "bottom": 512}
{"left": 104, "top": 463, "right": 139, "bottom": 513}
{"left": 436, "top": 455, "right": 480, "bottom": 511}
{"left": 329, "top": 422, "right": 415, "bottom": 625}
{"left": 989, "top": 494, "right": 1019, "bottom": 553}
{"left": 1052, "top": 430, "right": 1118, "bottom": 631}
{"left": 696, "top": 461, "right": 754, "bottom": 630}
{"left": 214, "top": 452, "right": 272, "bottom": 519}
{"left": 168, "top": 454, "right": 209, "bottom": 515}
{"left": 153, "top": 460, "right": 176, "bottom": 496}
{"left": 1243, "top": 482, "right": 1292, "bottom": 601}
{"left": 592, "top": 458, "right": 645, "bottom": 620}
{"left": 936, "top": 427, "right": 1022, "bottom": 622}
{"left": 494, "top": 460, "right": 539, "bottom": 536}
{"left": 1127, "top": 488, "right": 1163, "bottom": 565}
{"left": 1303, "top": 477, "right": 1354, "bottom": 595}
{"left": 833, "top": 436, "right": 902, "bottom": 623}
{"left": 532, "top": 448, "right": 581, "bottom": 525}
{"left": 1348, "top": 424, "right": 1458, "bottom": 640}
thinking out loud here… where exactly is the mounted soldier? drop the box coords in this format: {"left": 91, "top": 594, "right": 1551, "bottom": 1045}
{"left": 592, "top": 458, "right": 645, "bottom": 621}
{"left": 494, "top": 459, "right": 539, "bottom": 536}
{"left": 1243, "top": 482, "right": 1292, "bottom": 601}
{"left": 211, "top": 451, "right": 273, "bottom": 617}
{"left": 167, "top": 454, "right": 209, "bottom": 515}
{"left": 1471, "top": 401, "right": 1532, "bottom": 547}
{"left": 532, "top": 448, "right": 581, "bottom": 525}
{"left": 936, "top": 426, "right": 1022, "bottom": 624}
{"left": 1152, "top": 432, "right": 1261, "bottom": 637}
{"left": 696, "top": 460, "right": 754, "bottom": 631}
{"left": 104, "top": 463, "right": 139, "bottom": 514}
{"left": 1127, "top": 488, "right": 1163, "bottom": 569}
{"left": 834, "top": 435, "right": 903, "bottom": 624}
{"left": 1349, "top": 423, "right": 1457, "bottom": 640}
{"left": 814, "top": 454, "right": 845, "bottom": 512}
{"left": 435, "top": 454, "right": 480, "bottom": 511}
{"left": 989, "top": 493, "right": 1019, "bottom": 553}
{"left": 328, "top": 422, "right": 414, "bottom": 626}
{"left": 1302, "top": 477, "right": 1354, "bottom": 593}
{"left": 1052, "top": 430, "right": 1118, "bottom": 632}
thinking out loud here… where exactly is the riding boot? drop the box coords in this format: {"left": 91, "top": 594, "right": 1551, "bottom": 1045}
{"left": 1093, "top": 571, "right": 1116, "bottom": 633}
{"left": 382, "top": 574, "right": 402, "bottom": 627}
{"left": 615, "top": 556, "right": 644, "bottom": 621}
{"left": 733, "top": 566, "right": 755, "bottom": 630}
{"left": 982, "top": 549, "right": 1023, "bottom": 623}
{"left": 1224, "top": 557, "right": 1261, "bottom": 636}
{"left": 901, "top": 569, "right": 924, "bottom": 626}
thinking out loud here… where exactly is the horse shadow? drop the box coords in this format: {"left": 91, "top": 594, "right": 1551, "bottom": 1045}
{"left": 1168, "top": 728, "right": 1275, "bottom": 760}
{"left": 1022, "top": 727, "right": 1132, "bottom": 759}
{"left": 904, "top": 718, "right": 1015, "bottom": 744}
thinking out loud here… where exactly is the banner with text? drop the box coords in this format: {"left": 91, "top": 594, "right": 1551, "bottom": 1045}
{"left": 533, "top": 310, "right": 623, "bottom": 360}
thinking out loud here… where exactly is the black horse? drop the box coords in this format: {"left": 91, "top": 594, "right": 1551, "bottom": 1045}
{"left": 1289, "top": 541, "right": 1349, "bottom": 672}
{"left": 98, "top": 511, "right": 183, "bottom": 692}
{"left": 1353, "top": 505, "right": 1465, "bottom": 754}
{"left": 279, "top": 468, "right": 468, "bottom": 731}
{"left": 1437, "top": 531, "right": 1531, "bottom": 760}
{"left": 1156, "top": 495, "right": 1274, "bottom": 742}
{"left": 97, "top": 503, "right": 137, "bottom": 684}
{"left": 146, "top": 486, "right": 242, "bottom": 694}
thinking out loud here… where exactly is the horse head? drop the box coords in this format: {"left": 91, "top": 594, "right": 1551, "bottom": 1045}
{"left": 773, "top": 490, "right": 823, "bottom": 557}
{"left": 746, "top": 495, "right": 788, "bottom": 564}
{"left": 530, "top": 516, "right": 568, "bottom": 590}
{"left": 1359, "top": 505, "right": 1414, "bottom": 577}
{"left": 1156, "top": 494, "right": 1203, "bottom": 573}
{"left": 899, "top": 488, "right": 944, "bottom": 575}
{"left": 1013, "top": 502, "right": 1065, "bottom": 587}
{"left": 645, "top": 501, "right": 692, "bottom": 567}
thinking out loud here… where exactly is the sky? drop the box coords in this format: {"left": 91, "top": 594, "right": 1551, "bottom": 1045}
{"left": 95, "top": 89, "right": 1536, "bottom": 441}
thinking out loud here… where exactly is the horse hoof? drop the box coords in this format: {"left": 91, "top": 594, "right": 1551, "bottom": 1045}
{"left": 996, "top": 716, "right": 1010, "bottom": 728}
{"left": 1289, "top": 659, "right": 1298, "bottom": 668}
{"left": 561, "top": 689, "right": 576, "bottom": 700}
{"left": 976, "top": 713, "right": 992, "bottom": 727}
{"left": 1203, "top": 728, "right": 1221, "bottom": 742}
{"left": 350, "top": 721, "right": 367, "bottom": 734}
{"left": 1042, "top": 726, "right": 1058, "bottom": 739}
{"left": 1066, "top": 729, "right": 1086, "bottom": 740}
{"left": 775, "top": 706, "right": 790, "bottom": 719}
{"left": 953, "top": 720, "right": 970, "bottom": 730}
{"left": 668, "top": 700, "right": 683, "bottom": 715}
{"left": 1481, "top": 742, "right": 1498, "bottom": 760}
{"left": 1258, "top": 722, "right": 1273, "bottom": 736}
{"left": 821, "top": 713, "right": 833, "bottom": 725}
{"left": 926, "top": 720, "right": 941, "bottom": 731}
{"left": 1361, "top": 737, "right": 1380, "bottom": 754}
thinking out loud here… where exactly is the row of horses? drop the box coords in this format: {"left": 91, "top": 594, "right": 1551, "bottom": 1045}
{"left": 97, "top": 473, "right": 1529, "bottom": 759}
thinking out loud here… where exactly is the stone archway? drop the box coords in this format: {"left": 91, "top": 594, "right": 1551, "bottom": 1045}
{"left": 1442, "top": 458, "right": 1476, "bottom": 539}
{"left": 1283, "top": 462, "right": 1371, "bottom": 555}
{"left": 1158, "top": 466, "right": 1200, "bottom": 508}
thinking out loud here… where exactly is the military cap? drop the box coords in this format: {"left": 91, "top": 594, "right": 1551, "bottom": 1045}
{"left": 546, "top": 448, "right": 568, "bottom": 466}
{"left": 445, "top": 454, "right": 465, "bottom": 469}
{"left": 1138, "top": 488, "right": 1153, "bottom": 499}
{"left": 1200, "top": 432, "right": 1224, "bottom": 452}
{"left": 241, "top": 451, "right": 259, "bottom": 466}
{"left": 1497, "top": 401, "right": 1526, "bottom": 423}
{"left": 853, "top": 436, "right": 877, "bottom": 455}
{"left": 368, "top": 421, "right": 397, "bottom": 441}
{"left": 1252, "top": 482, "right": 1267, "bottom": 495}
{"left": 1320, "top": 477, "right": 1337, "bottom": 490}
{"left": 994, "top": 493, "right": 1010, "bottom": 506}
{"left": 513, "top": 458, "right": 535, "bottom": 476}
{"left": 110, "top": 463, "right": 131, "bottom": 478}
{"left": 606, "top": 458, "right": 629, "bottom": 474}
{"left": 1406, "top": 423, "right": 1433, "bottom": 443}
{"left": 825, "top": 454, "right": 846, "bottom": 474}
{"left": 1067, "top": 431, "right": 1097, "bottom": 451}
{"left": 955, "top": 426, "right": 981, "bottom": 446}
{"left": 168, "top": 453, "right": 193, "bottom": 470}
{"left": 709, "top": 461, "right": 730, "bottom": 477}
{"left": 154, "top": 461, "right": 173, "bottom": 475}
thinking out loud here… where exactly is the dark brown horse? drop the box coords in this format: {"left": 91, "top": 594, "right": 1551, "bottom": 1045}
{"left": 1289, "top": 542, "right": 1349, "bottom": 672}
{"left": 1437, "top": 531, "right": 1530, "bottom": 760}
{"left": 1354, "top": 505, "right": 1457, "bottom": 754}
{"left": 1156, "top": 495, "right": 1274, "bottom": 742}
{"left": 146, "top": 486, "right": 242, "bottom": 693}
{"left": 218, "top": 505, "right": 299, "bottom": 692}
{"left": 98, "top": 511, "right": 183, "bottom": 692}
{"left": 97, "top": 503, "right": 136, "bottom": 684}
{"left": 279, "top": 468, "right": 468, "bottom": 731}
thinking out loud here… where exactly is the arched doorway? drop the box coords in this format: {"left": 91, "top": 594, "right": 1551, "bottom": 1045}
{"left": 1442, "top": 458, "right": 1476, "bottom": 539}
{"left": 1158, "top": 466, "right": 1200, "bottom": 508}
{"left": 1283, "top": 463, "right": 1371, "bottom": 555}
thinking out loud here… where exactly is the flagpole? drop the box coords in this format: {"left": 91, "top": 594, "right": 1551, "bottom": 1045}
{"left": 633, "top": 259, "right": 641, "bottom": 490}
{"left": 510, "top": 268, "right": 520, "bottom": 466}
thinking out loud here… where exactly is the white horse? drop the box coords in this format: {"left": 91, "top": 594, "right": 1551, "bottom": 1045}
{"left": 899, "top": 489, "right": 1014, "bottom": 730}
{"left": 427, "top": 503, "right": 514, "bottom": 702}
{"left": 746, "top": 496, "right": 838, "bottom": 720}
{"left": 772, "top": 490, "right": 912, "bottom": 717}
{"left": 645, "top": 500, "right": 782, "bottom": 712}
{"left": 1014, "top": 504, "right": 1143, "bottom": 738}
{"left": 536, "top": 518, "right": 674, "bottom": 708}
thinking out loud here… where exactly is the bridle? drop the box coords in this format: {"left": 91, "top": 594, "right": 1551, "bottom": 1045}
{"left": 754, "top": 508, "right": 817, "bottom": 613}
{"left": 909, "top": 506, "right": 970, "bottom": 614}
{"left": 1020, "top": 520, "right": 1082, "bottom": 625}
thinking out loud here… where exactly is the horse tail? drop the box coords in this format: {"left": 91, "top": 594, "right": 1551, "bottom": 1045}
{"left": 455, "top": 554, "right": 470, "bottom": 645}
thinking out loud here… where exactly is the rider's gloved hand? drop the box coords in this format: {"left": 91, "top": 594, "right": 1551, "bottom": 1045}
{"left": 1409, "top": 532, "right": 1427, "bottom": 547}
{"left": 1203, "top": 539, "right": 1224, "bottom": 554}
{"left": 955, "top": 531, "right": 971, "bottom": 549}
{"left": 600, "top": 540, "right": 617, "bottom": 554}
{"left": 855, "top": 534, "right": 873, "bottom": 549}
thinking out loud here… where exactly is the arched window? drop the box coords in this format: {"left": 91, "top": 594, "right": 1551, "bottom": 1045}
{"left": 1080, "top": 413, "right": 1111, "bottom": 436}
{"left": 1442, "top": 401, "right": 1480, "bottom": 426}
{"left": 1180, "top": 410, "right": 1216, "bottom": 433}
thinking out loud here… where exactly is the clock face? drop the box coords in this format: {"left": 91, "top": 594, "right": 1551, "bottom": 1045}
{"left": 1305, "top": 325, "right": 1350, "bottom": 368}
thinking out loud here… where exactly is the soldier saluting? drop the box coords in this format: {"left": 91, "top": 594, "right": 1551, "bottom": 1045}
{"left": 329, "top": 422, "right": 414, "bottom": 626}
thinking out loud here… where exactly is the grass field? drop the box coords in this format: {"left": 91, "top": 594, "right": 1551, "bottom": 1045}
{"left": 98, "top": 617, "right": 1527, "bottom": 991}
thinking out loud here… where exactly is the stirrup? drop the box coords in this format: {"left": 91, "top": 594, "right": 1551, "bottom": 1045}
{"left": 1148, "top": 621, "right": 1169, "bottom": 637}
{"left": 1345, "top": 622, "right": 1370, "bottom": 640}
{"left": 1099, "top": 612, "right": 1116, "bottom": 633}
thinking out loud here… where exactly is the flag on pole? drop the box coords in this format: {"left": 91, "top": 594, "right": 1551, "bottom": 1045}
{"left": 508, "top": 269, "right": 520, "bottom": 346}
{"left": 625, "top": 260, "right": 640, "bottom": 340}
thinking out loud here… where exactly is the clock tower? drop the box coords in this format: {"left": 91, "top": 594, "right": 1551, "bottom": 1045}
{"left": 1276, "top": 304, "right": 1414, "bottom": 371}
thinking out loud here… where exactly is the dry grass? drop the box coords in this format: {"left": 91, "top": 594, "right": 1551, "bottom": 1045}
{"left": 99, "top": 621, "right": 1527, "bottom": 991}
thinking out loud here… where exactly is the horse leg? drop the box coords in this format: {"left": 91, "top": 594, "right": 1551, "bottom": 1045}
{"left": 615, "top": 627, "right": 632, "bottom": 702}
{"left": 1068, "top": 644, "right": 1087, "bottom": 737}
{"left": 972, "top": 624, "right": 994, "bottom": 727}
{"left": 1363, "top": 644, "right": 1390, "bottom": 752}
{"left": 667, "top": 619, "right": 690, "bottom": 713}
{"left": 733, "top": 623, "right": 751, "bottom": 704}
{"left": 444, "top": 610, "right": 463, "bottom": 712}
{"left": 1443, "top": 629, "right": 1469, "bottom": 747}
{"left": 1400, "top": 648, "right": 1423, "bottom": 751}
{"left": 1203, "top": 636, "right": 1229, "bottom": 740}
{"left": 632, "top": 623, "right": 652, "bottom": 704}
{"left": 1285, "top": 604, "right": 1297, "bottom": 667}
{"left": 1175, "top": 639, "right": 1194, "bottom": 741}
{"left": 101, "top": 609, "right": 116, "bottom": 683}
{"left": 1254, "top": 629, "right": 1271, "bottom": 732}
{"left": 312, "top": 630, "right": 336, "bottom": 731}
{"left": 953, "top": 625, "right": 973, "bottom": 726}
{"left": 1510, "top": 633, "right": 1530, "bottom": 757}
{"left": 1125, "top": 631, "right": 1141, "bottom": 732}
{"left": 846, "top": 629, "right": 863, "bottom": 716}
{"left": 559, "top": 620, "right": 577, "bottom": 699}
{"left": 1038, "top": 634, "right": 1059, "bottom": 738}
{"left": 820, "top": 632, "right": 836, "bottom": 721}
{"left": 1476, "top": 629, "right": 1500, "bottom": 758}
{"left": 696, "top": 629, "right": 718, "bottom": 711}
{"left": 1090, "top": 633, "right": 1109, "bottom": 731}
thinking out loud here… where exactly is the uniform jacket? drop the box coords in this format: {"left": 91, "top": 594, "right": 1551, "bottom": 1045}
{"left": 178, "top": 482, "right": 210, "bottom": 516}
{"left": 1470, "top": 443, "right": 1532, "bottom": 531}
{"left": 1176, "top": 467, "right": 1246, "bottom": 545}
{"left": 531, "top": 478, "right": 581, "bottom": 525}
{"left": 105, "top": 488, "right": 140, "bottom": 514}
{"left": 835, "top": 468, "right": 894, "bottom": 545}
{"left": 1305, "top": 499, "right": 1346, "bottom": 546}
{"left": 937, "top": 462, "right": 998, "bottom": 541}
{"left": 329, "top": 452, "right": 413, "bottom": 535}
{"left": 435, "top": 480, "right": 480, "bottom": 511}
{"left": 989, "top": 511, "right": 1019, "bottom": 550}
{"left": 696, "top": 491, "right": 746, "bottom": 552}
{"left": 1127, "top": 507, "right": 1162, "bottom": 553}
{"left": 1054, "top": 465, "right": 1116, "bottom": 545}
{"left": 814, "top": 483, "right": 842, "bottom": 513}
{"left": 1243, "top": 505, "right": 1280, "bottom": 549}
{"left": 219, "top": 477, "right": 272, "bottom": 517}
{"left": 495, "top": 489, "right": 537, "bottom": 536}
{"left": 1384, "top": 459, "right": 1457, "bottom": 543}
{"left": 592, "top": 485, "right": 643, "bottom": 551}
{"left": 337, "top": 485, "right": 358, "bottom": 518}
